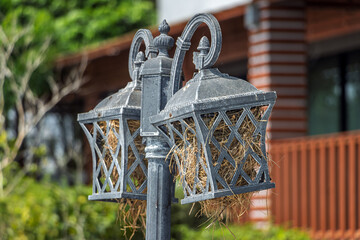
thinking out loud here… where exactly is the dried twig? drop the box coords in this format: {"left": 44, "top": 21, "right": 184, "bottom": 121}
{"left": 0, "top": 23, "right": 88, "bottom": 197}
{"left": 97, "top": 119, "right": 147, "bottom": 239}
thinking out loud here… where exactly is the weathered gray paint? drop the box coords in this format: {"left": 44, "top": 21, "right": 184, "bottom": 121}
{"left": 77, "top": 13, "right": 276, "bottom": 239}
{"left": 140, "top": 20, "right": 174, "bottom": 239}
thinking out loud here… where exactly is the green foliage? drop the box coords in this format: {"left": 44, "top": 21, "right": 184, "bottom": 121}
{"left": 0, "top": 177, "right": 146, "bottom": 240}
{"left": 171, "top": 182, "right": 207, "bottom": 229}
{"left": 0, "top": 0, "right": 156, "bottom": 54}
{"left": 171, "top": 223, "right": 311, "bottom": 240}
{"left": 0, "top": 0, "right": 156, "bottom": 111}
{"left": 0, "top": 131, "right": 7, "bottom": 149}
{"left": 32, "top": 144, "right": 47, "bottom": 158}
{"left": 0, "top": 178, "right": 310, "bottom": 239}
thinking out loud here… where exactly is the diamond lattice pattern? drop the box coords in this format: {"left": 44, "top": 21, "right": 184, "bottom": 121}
{"left": 88, "top": 119, "right": 146, "bottom": 195}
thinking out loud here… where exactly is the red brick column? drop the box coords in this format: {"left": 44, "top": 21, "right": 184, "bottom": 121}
{"left": 246, "top": 0, "right": 307, "bottom": 227}
{"left": 247, "top": 0, "right": 307, "bottom": 140}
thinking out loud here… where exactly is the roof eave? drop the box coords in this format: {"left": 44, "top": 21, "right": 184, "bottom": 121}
{"left": 54, "top": 5, "right": 247, "bottom": 69}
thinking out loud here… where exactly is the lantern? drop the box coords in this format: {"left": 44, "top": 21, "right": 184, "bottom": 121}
{"left": 77, "top": 29, "right": 156, "bottom": 202}
{"left": 150, "top": 13, "right": 276, "bottom": 204}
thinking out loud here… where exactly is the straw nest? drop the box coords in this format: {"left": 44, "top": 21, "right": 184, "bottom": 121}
{"left": 98, "top": 119, "right": 146, "bottom": 239}
{"left": 168, "top": 106, "right": 267, "bottom": 223}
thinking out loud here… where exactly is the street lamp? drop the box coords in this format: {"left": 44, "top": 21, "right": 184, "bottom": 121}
{"left": 78, "top": 29, "right": 156, "bottom": 202}
{"left": 78, "top": 13, "right": 276, "bottom": 240}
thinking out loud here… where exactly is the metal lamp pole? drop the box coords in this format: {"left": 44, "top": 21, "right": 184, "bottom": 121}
{"left": 140, "top": 20, "right": 174, "bottom": 240}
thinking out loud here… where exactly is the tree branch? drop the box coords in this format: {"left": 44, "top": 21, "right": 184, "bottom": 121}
{"left": 0, "top": 22, "right": 88, "bottom": 197}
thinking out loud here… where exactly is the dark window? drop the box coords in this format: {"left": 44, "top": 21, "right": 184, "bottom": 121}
{"left": 346, "top": 53, "right": 360, "bottom": 131}
{"left": 308, "top": 51, "right": 360, "bottom": 135}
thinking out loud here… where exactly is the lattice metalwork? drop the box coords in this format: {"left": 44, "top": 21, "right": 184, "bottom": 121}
{"left": 79, "top": 117, "right": 147, "bottom": 201}
{"left": 155, "top": 101, "right": 275, "bottom": 204}
{"left": 78, "top": 27, "right": 156, "bottom": 202}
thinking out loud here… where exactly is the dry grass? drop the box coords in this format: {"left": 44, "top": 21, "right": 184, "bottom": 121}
{"left": 117, "top": 198, "right": 147, "bottom": 239}
{"left": 168, "top": 106, "right": 267, "bottom": 224}
{"left": 98, "top": 119, "right": 147, "bottom": 239}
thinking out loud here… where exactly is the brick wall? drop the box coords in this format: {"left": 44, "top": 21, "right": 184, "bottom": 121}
{"left": 246, "top": 0, "right": 307, "bottom": 227}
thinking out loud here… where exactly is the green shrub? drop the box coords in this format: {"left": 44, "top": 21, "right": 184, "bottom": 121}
{"left": 0, "top": 178, "right": 310, "bottom": 240}
{"left": 0, "top": 177, "right": 143, "bottom": 240}
{"left": 171, "top": 223, "right": 311, "bottom": 240}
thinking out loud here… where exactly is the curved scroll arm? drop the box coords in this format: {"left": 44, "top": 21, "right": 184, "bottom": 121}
{"left": 170, "top": 13, "right": 222, "bottom": 95}
{"left": 128, "top": 29, "right": 157, "bottom": 80}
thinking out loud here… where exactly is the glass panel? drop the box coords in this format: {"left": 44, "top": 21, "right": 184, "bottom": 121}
{"left": 346, "top": 52, "right": 360, "bottom": 131}
{"left": 308, "top": 57, "right": 341, "bottom": 135}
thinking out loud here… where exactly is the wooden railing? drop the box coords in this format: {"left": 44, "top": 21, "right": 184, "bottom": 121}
{"left": 270, "top": 130, "right": 360, "bottom": 239}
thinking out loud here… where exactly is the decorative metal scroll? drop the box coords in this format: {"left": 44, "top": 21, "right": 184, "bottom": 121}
{"left": 170, "top": 13, "right": 222, "bottom": 95}
{"left": 128, "top": 29, "right": 157, "bottom": 80}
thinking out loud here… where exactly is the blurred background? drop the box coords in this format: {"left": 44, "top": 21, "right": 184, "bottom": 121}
{"left": 1, "top": 0, "right": 359, "bottom": 239}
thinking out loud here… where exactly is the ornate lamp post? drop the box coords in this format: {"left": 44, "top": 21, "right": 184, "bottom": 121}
{"left": 78, "top": 13, "right": 276, "bottom": 240}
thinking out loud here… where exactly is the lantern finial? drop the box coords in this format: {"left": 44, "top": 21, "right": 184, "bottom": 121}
{"left": 154, "top": 20, "right": 174, "bottom": 57}
{"left": 197, "top": 36, "right": 210, "bottom": 52}
{"left": 159, "top": 19, "right": 170, "bottom": 34}
{"left": 194, "top": 36, "right": 210, "bottom": 70}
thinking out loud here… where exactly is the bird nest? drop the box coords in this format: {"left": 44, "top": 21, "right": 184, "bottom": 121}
{"left": 168, "top": 106, "right": 267, "bottom": 223}
{"left": 98, "top": 119, "right": 146, "bottom": 239}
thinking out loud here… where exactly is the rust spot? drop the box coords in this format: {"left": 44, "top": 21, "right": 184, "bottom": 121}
{"left": 169, "top": 113, "right": 173, "bottom": 118}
